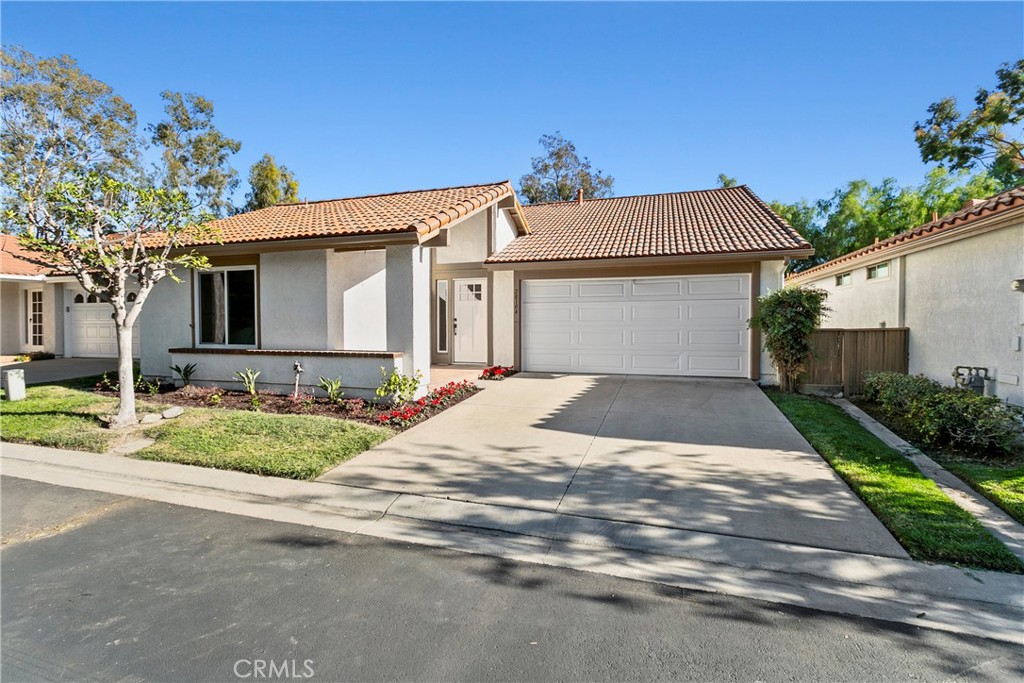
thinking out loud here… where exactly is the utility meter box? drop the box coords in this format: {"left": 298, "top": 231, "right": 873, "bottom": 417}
{"left": 2, "top": 368, "right": 26, "bottom": 401}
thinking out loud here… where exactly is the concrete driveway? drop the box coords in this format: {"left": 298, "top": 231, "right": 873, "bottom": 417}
{"left": 0, "top": 357, "right": 117, "bottom": 385}
{"left": 320, "top": 374, "right": 907, "bottom": 557}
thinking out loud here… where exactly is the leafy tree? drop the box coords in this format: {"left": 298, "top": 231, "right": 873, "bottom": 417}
{"left": 519, "top": 131, "right": 614, "bottom": 204}
{"left": 1, "top": 47, "right": 221, "bottom": 428}
{"left": 779, "top": 169, "right": 1000, "bottom": 272}
{"left": 716, "top": 173, "right": 739, "bottom": 188}
{"left": 915, "top": 59, "right": 1024, "bottom": 189}
{"left": 243, "top": 153, "right": 299, "bottom": 211}
{"left": 149, "top": 91, "right": 241, "bottom": 216}
{"left": 749, "top": 287, "right": 830, "bottom": 393}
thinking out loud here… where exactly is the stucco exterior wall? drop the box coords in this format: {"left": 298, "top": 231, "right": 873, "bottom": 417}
{"left": 805, "top": 259, "right": 902, "bottom": 328}
{"left": 260, "top": 250, "right": 330, "bottom": 349}
{"left": 903, "top": 224, "right": 1024, "bottom": 405}
{"left": 491, "top": 269, "right": 515, "bottom": 366}
{"left": 168, "top": 351, "right": 401, "bottom": 400}
{"left": 435, "top": 211, "right": 489, "bottom": 264}
{"left": 327, "top": 249, "right": 387, "bottom": 351}
{"left": 493, "top": 208, "right": 517, "bottom": 254}
{"left": 0, "top": 280, "right": 63, "bottom": 356}
{"left": 759, "top": 259, "right": 786, "bottom": 385}
{"left": 386, "top": 245, "right": 431, "bottom": 396}
{"left": 139, "top": 276, "right": 193, "bottom": 377}
{"left": 1, "top": 281, "right": 23, "bottom": 354}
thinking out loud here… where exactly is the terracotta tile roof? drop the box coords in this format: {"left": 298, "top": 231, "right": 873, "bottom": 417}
{"left": 486, "top": 186, "right": 811, "bottom": 264}
{"left": 181, "top": 181, "right": 520, "bottom": 247}
{"left": 788, "top": 186, "right": 1024, "bottom": 283}
{"left": 0, "top": 235, "right": 52, "bottom": 277}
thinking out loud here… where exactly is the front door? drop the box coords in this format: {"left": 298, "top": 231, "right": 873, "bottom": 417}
{"left": 453, "top": 278, "right": 488, "bottom": 363}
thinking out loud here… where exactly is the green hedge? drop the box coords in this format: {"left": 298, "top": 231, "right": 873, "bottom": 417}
{"left": 863, "top": 372, "right": 1022, "bottom": 455}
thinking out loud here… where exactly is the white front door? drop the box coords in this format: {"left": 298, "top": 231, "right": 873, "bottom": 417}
{"left": 453, "top": 278, "right": 488, "bottom": 363}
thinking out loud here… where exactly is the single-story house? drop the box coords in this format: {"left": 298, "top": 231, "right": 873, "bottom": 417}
{"left": 139, "top": 181, "right": 812, "bottom": 398}
{"left": 788, "top": 186, "right": 1024, "bottom": 406}
{"left": 0, "top": 235, "right": 140, "bottom": 360}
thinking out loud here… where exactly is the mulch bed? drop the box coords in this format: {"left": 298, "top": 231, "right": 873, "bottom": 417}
{"left": 94, "top": 381, "right": 480, "bottom": 431}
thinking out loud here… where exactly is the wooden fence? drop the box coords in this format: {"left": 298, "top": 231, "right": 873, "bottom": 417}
{"left": 799, "top": 328, "right": 909, "bottom": 396}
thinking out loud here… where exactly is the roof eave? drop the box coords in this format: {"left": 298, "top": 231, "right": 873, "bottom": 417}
{"left": 485, "top": 248, "right": 814, "bottom": 271}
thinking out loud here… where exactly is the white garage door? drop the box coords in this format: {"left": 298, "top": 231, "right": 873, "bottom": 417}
{"left": 521, "top": 274, "right": 750, "bottom": 377}
{"left": 68, "top": 289, "right": 141, "bottom": 358}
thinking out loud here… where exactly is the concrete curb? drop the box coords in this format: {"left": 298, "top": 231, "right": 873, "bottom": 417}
{"left": 830, "top": 398, "right": 1024, "bottom": 563}
{"left": 2, "top": 442, "right": 1022, "bottom": 644}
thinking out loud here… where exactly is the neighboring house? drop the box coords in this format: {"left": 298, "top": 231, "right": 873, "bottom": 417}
{"left": 789, "top": 187, "right": 1024, "bottom": 406}
{"left": 0, "top": 234, "right": 141, "bottom": 359}
{"left": 140, "top": 181, "right": 812, "bottom": 397}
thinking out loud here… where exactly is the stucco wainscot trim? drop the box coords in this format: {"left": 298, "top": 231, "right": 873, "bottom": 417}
{"left": 168, "top": 348, "right": 404, "bottom": 400}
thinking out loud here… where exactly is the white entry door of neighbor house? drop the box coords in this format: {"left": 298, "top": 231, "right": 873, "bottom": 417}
{"left": 67, "top": 287, "right": 141, "bottom": 358}
{"left": 453, "top": 278, "right": 488, "bottom": 363}
{"left": 521, "top": 274, "right": 751, "bottom": 377}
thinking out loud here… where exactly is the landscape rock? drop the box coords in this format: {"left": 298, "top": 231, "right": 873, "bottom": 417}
{"left": 161, "top": 406, "right": 184, "bottom": 419}
{"left": 139, "top": 413, "right": 162, "bottom": 425}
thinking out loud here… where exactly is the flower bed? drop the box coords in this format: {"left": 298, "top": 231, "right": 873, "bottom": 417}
{"left": 95, "top": 380, "right": 479, "bottom": 431}
{"left": 479, "top": 365, "right": 517, "bottom": 381}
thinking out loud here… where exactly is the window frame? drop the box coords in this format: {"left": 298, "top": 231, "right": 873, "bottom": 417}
{"left": 24, "top": 289, "right": 44, "bottom": 348}
{"left": 436, "top": 279, "right": 449, "bottom": 354}
{"left": 193, "top": 266, "right": 259, "bottom": 348}
{"left": 834, "top": 272, "right": 852, "bottom": 287}
{"left": 866, "top": 261, "right": 890, "bottom": 281}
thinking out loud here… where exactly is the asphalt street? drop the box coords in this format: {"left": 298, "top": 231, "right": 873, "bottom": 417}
{"left": 2, "top": 475, "right": 1021, "bottom": 682}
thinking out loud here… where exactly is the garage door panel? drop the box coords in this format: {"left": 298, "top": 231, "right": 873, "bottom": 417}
{"left": 631, "top": 304, "right": 683, "bottom": 321}
{"left": 632, "top": 279, "right": 683, "bottom": 297}
{"left": 579, "top": 282, "right": 625, "bottom": 298}
{"left": 522, "top": 274, "right": 750, "bottom": 378}
{"left": 632, "top": 330, "right": 682, "bottom": 346}
{"left": 631, "top": 355, "right": 683, "bottom": 371}
{"left": 69, "top": 287, "right": 141, "bottom": 358}
{"left": 686, "top": 275, "right": 747, "bottom": 298}
{"left": 525, "top": 305, "right": 574, "bottom": 323}
{"left": 688, "top": 329, "right": 745, "bottom": 348}
{"left": 578, "top": 306, "right": 625, "bottom": 322}
{"left": 687, "top": 301, "right": 746, "bottom": 321}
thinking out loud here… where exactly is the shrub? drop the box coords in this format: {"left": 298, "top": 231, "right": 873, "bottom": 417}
{"left": 318, "top": 376, "right": 344, "bottom": 403}
{"left": 233, "top": 368, "right": 260, "bottom": 395}
{"left": 907, "top": 390, "right": 1022, "bottom": 453}
{"left": 170, "top": 362, "right": 198, "bottom": 386}
{"left": 375, "top": 367, "right": 422, "bottom": 405}
{"left": 748, "top": 286, "right": 830, "bottom": 392}
{"left": 863, "top": 372, "right": 943, "bottom": 416}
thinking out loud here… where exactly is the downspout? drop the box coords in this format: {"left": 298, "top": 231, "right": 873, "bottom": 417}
{"left": 896, "top": 255, "right": 906, "bottom": 327}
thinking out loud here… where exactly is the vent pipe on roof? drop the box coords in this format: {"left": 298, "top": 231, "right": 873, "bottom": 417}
{"left": 932, "top": 211, "right": 939, "bottom": 222}
{"left": 577, "top": 188, "right": 584, "bottom": 205}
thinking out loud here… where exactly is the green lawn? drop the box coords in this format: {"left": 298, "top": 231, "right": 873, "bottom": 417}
{"left": 766, "top": 390, "right": 1023, "bottom": 573}
{"left": 931, "top": 456, "right": 1024, "bottom": 525}
{"left": 1, "top": 384, "right": 393, "bottom": 480}
{"left": 0, "top": 384, "right": 163, "bottom": 452}
{"left": 138, "top": 409, "right": 392, "bottom": 479}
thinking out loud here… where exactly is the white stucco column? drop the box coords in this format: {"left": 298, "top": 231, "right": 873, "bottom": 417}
{"left": 385, "top": 244, "right": 431, "bottom": 396}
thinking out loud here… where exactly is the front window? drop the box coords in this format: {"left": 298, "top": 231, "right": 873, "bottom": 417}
{"left": 867, "top": 262, "right": 890, "bottom": 280}
{"left": 835, "top": 272, "right": 851, "bottom": 287}
{"left": 198, "top": 269, "right": 256, "bottom": 345}
{"left": 436, "top": 280, "right": 448, "bottom": 353}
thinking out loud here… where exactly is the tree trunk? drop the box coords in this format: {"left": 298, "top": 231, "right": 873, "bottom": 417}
{"left": 109, "top": 323, "right": 137, "bottom": 429}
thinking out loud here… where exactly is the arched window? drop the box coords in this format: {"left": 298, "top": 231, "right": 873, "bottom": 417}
{"left": 73, "top": 294, "right": 84, "bottom": 304}
{"left": 126, "top": 292, "right": 137, "bottom": 303}
{"left": 87, "top": 294, "right": 97, "bottom": 304}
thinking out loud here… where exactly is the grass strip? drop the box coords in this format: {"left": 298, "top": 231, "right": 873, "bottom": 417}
{"left": 766, "top": 390, "right": 1022, "bottom": 573}
{"left": 138, "top": 409, "right": 392, "bottom": 479}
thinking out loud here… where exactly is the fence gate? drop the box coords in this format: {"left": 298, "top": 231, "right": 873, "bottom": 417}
{"left": 799, "top": 328, "right": 909, "bottom": 396}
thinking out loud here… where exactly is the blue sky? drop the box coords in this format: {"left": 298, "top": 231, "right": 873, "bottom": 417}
{"left": 2, "top": 1, "right": 1022, "bottom": 205}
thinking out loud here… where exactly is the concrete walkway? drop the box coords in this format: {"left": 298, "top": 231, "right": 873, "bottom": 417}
{"left": 2, "top": 442, "right": 1021, "bottom": 644}
{"left": 320, "top": 374, "right": 907, "bottom": 558}
{"left": 0, "top": 357, "right": 116, "bottom": 385}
